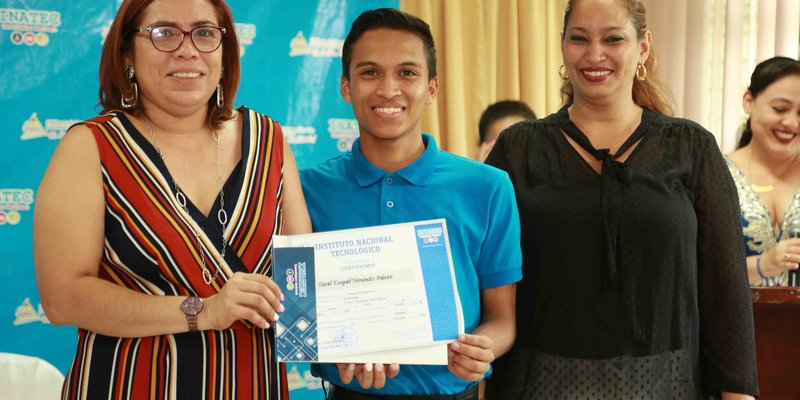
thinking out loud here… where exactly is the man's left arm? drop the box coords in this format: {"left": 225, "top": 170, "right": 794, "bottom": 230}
{"left": 447, "top": 283, "right": 516, "bottom": 382}
{"left": 447, "top": 168, "right": 521, "bottom": 382}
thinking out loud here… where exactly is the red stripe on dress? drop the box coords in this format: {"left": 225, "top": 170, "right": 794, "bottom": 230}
{"left": 233, "top": 114, "right": 271, "bottom": 252}
{"left": 113, "top": 339, "right": 134, "bottom": 400}
{"left": 94, "top": 122, "right": 223, "bottom": 295}
{"left": 126, "top": 338, "right": 151, "bottom": 399}
{"left": 207, "top": 330, "right": 218, "bottom": 399}
{"left": 239, "top": 116, "right": 283, "bottom": 268}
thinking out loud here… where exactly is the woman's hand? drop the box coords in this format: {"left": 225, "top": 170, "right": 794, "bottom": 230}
{"left": 201, "top": 272, "right": 284, "bottom": 330}
{"left": 763, "top": 238, "right": 800, "bottom": 276}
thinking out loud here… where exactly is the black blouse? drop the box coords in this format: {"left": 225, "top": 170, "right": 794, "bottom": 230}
{"left": 485, "top": 107, "right": 758, "bottom": 398}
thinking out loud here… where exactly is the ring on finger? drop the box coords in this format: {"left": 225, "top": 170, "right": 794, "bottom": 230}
{"left": 784, "top": 253, "right": 792, "bottom": 262}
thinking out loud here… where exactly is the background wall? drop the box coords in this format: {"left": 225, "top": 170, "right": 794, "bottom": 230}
{"left": 643, "top": 0, "right": 799, "bottom": 152}
{"left": 0, "top": 0, "right": 396, "bottom": 398}
{"left": 400, "top": 0, "right": 799, "bottom": 156}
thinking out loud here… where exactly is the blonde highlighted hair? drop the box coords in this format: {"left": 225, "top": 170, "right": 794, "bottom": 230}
{"left": 560, "top": 0, "right": 675, "bottom": 116}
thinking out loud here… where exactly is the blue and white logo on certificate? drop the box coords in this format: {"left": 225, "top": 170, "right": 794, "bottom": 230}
{"left": 274, "top": 247, "right": 319, "bottom": 362}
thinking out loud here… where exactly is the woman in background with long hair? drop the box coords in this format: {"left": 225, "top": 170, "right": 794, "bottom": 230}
{"left": 725, "top": 56, "right": 800, "bottom": 286}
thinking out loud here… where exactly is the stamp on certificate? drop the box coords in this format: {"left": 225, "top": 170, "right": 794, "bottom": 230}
{"left": 332, "top": 325, "right": 360, "bottom": 350}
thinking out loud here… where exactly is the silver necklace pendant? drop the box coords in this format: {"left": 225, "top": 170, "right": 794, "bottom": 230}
{"left": 202, "top": 268, "right": 217, "bottom": 285}
{"left": 218, "top": 209, "right": 228, "bottom": 225}
{"left": 144, "top": 117, "right": 228, "bottom": 285}
{"left": 175, "top": 191, "right": 187, "bottom": 208}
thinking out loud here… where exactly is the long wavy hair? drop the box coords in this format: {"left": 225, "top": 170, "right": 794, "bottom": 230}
{"left": 560, "top": 0, "right": 675, "bottom": 116}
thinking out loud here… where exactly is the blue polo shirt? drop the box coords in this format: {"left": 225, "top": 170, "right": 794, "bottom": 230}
{"left": 299, "top": 134, "right": 522, "bottom": 395}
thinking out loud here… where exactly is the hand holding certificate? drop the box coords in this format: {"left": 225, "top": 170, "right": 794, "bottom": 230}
{"left": 273, "top": 219, "right": 463, "bottom": 365}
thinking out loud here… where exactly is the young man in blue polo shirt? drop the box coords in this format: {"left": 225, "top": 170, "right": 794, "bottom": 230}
{"left": 300, "top": 8, "right": 522, "bottom": 399}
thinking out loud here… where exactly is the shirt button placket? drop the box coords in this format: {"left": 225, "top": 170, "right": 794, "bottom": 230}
{"left": 381, "top": 174, "right": 397, "bottom": 223}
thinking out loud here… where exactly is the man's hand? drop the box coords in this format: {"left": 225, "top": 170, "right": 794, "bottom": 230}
{"left": 336, "top": 363, "right": 400, "bottom": 389}
{"left": 448, "top": 334, "right": 494, "bottom": 382}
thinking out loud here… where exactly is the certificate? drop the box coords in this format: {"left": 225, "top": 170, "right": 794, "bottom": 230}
{"left": 273, "top": 219, "right": 463, "bottom": 365}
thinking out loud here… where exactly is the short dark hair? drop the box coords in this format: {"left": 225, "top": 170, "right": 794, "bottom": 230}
{"left": 341, "top": 8, "right": 437, "bottom": 80}
{"left": 737, "top": 56, "right": 800, "bottom": 148}
{"left": 478, "top": 100, "right": 536, "bottom": 143}
{"left": 98, "top": 0, "right": 240, "bottom": 130}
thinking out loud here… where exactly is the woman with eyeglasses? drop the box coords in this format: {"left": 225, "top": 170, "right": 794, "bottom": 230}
{"left": 33, "top": 0, "right": 311, "bottom": 398}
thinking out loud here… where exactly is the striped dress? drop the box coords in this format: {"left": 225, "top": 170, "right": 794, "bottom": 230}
{"left": 62, "top": 107, "right": 289, "bottom": 400}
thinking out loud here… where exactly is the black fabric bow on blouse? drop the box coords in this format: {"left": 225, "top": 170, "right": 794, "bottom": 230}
{"left": 560, "top": 107, "right": 651, "bottom": 343}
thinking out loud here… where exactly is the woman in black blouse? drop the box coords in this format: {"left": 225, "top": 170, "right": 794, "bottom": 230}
{"left": 484, "top": 0, "right": 758, "bottom": 398}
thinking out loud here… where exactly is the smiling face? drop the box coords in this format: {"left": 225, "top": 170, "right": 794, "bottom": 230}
{"left": 340, "top": 28, "right": 439, "bottom": 146}
{"left": 745, "top": 74, "right": 800, "bottom": 159}
{"left": 128, "top": 0, "right": 223, "bottom": 117}
{"left": 561, "top": 0, "right": 650, "bottom": 106}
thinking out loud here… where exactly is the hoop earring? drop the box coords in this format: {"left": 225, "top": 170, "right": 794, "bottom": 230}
{"left": 216, "top": 83, "right": 224, "bottom": 108}
{"left": 636, "top": 63, "right": 647, "bottom": 81}
{"left": 559, "top": 64, "right": 569, "bottom": 79}
{"left": 121, "top": 65, "right": 138, "bottom": 108}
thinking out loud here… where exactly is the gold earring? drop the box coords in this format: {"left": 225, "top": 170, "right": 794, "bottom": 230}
{"left": 636, "top": 63, "right": 647, "bottom": 81}
{"left": 559, "top": 64, "right": 569, "bottom": 79}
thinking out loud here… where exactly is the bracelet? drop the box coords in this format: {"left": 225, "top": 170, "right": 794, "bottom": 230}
{"left": 756, "top": 256, "right": 768, "bottom": 280}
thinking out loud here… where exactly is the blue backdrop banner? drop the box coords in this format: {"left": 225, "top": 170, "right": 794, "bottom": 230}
{"left": 0, "top": 1, "right": 397, "bottom": 398}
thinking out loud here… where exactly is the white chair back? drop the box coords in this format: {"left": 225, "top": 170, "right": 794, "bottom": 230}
{"left": 0, "top": 353, "right": 64, "bottom": 400}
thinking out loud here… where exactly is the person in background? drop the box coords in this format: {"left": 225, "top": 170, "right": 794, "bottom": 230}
{"left": 725, "top": 56, "right": 800, "bottom": 286}
{"left": 484, "top": 0, "right": 759, "bottom": 398}
{"left": 33, "top": 0, "right": 310, "bottom": 398}
{"left": 476, "top": 100, "right": 536, "bottom": 162}
{"left": 476, "top": 101, "right": 535, "bottom": 400}
{"left": 300, "top": 8, "right": 522, "bottom": 400}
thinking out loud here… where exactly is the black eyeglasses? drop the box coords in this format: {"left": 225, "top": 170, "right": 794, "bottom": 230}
{"left": 134, "top": 25, "right": 226, "bottom": 53}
